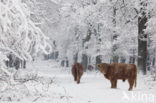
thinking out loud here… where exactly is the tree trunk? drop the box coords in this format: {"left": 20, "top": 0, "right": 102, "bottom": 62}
{"left": 81, "top": 54, "right": 88, "bottom": 71}
{"left": 81, "top": 28, "right": 92, "bottom": 71}
{"left": 23, "top": 60, "right": 26, "bottom": 68}
{"left": 96, "top": 55, "right": 102, "bottom": 70}
{"left": 129, "top": 56, "right": 135, "bottom": 63}
{"left": 73, "top": 52, "right": 78, "bottom": 64}
{"left": 152, "top": 49, "right": 155, "bottom": 66}
{"left": 120, "top": 57, "right": 126, "bottom": 63}
{"left": 138, "top": 1, "right": 147, "bottom": 75}
{"left": 112, "top": 4, "right": 119, "bottom": 63}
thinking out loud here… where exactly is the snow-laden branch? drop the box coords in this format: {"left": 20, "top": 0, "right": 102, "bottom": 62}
{"left": 0, "top": 0, "right": 51, "bottom": 61}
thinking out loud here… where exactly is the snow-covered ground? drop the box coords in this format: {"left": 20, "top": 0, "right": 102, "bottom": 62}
{"left": 1, "top": 60, "right": 156, "bottom": 103}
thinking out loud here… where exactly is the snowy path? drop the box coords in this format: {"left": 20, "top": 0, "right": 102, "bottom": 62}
{"left": 27, "top": 60, "right": 156, "bottom": 103}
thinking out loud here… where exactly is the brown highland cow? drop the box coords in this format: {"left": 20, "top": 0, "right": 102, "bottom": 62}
{"left": 97, "top": 63, "right": 137, "bottom": 90}
{"left": 72, "top": 63, "right": 84, "bottom": 84}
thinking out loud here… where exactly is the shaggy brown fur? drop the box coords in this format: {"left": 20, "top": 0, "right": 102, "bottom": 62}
{"left": 72, "top": 63, "right": 84, "bottom": 84}
{"left": 97, "top": 63, "right": 137, "bottom": 90}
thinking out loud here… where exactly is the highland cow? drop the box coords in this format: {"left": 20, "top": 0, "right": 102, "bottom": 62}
{"left": 97, "top": 63, "right": 137, "bottom": 90}
{"left": 72, "top": 63, "right": 84, "bottom": 84}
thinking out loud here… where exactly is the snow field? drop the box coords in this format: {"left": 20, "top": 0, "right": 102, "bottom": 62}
{"left": 1, "top": 60, "right": 156, "bottom": 103}
{"left": 29, "top": 60, "right": 156, "bottom": 103}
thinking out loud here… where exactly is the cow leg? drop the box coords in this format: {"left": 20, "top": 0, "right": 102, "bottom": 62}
{"left": 72, "top": 71, "right": 77, "bottom": 81}
{"left": 72, "top": 70, "right": 77, "bottom": 81}
{"left": 111, "top": 79, "right": 116, "bottom": 88}
{"left": 114, "top": 79, "right": 117, "bottom": 88}
{"left": 74, "top": 74, "right": 77, "bottom": 81}
{"left": 128, "top": 79, "right": 134, "bottom": 91}
{"left": 77, "top": 76, "right": 80, "bottom": 84}
{"left": 77, "top": 73, "right": 83, "bottom": 84}
{"left": 110, "top": 80, "right": 113, "bottom": 88}
{"left": 77, "top": 69, "right": 80, "bottom": 84}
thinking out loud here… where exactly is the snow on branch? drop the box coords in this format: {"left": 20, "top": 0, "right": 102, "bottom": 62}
{"left": 0, "top": 0, "right": 51, "bottom": 61}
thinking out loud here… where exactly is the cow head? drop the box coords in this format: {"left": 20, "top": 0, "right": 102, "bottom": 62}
{"left": 96, "top": 63, "right": 109, "bottom": 74}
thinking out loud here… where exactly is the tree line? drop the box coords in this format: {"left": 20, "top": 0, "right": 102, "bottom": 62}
{"left": 43, "top": 0, "right": 156, "bottom": 75}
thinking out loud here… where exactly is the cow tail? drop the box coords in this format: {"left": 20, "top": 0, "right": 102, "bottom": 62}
{"left": 134, "top": 65, "right": 137, "bottom": 87}
{"left": 135, "top": 75, "right": 137, "bottom": 87}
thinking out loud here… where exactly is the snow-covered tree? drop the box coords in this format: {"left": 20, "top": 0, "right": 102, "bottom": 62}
{"left": 0, "top": 0, "right": 51, "bottom": 61}
{"left": 52, "top": 0, "right": 138, "bottom": 69}
{"left": 0, "top": 0, "right": 52, "bottom": 85}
